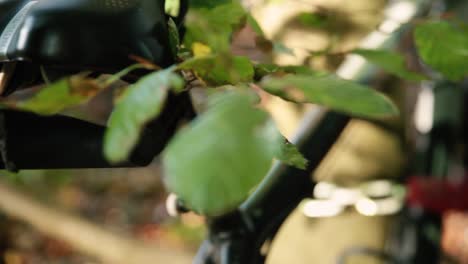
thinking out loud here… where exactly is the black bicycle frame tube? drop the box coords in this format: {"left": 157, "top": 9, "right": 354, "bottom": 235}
{"left": 0, "top": 91, "right": 193, "bottom": 169}
{"left": 244, "top": 111, "right": 349, "bottom": 260}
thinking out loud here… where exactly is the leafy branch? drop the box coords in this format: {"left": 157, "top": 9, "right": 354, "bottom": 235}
{"left": 2, "top": 0, "right": 467, "bottom": 216}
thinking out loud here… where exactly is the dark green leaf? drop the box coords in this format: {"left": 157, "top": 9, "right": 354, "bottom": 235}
{"left": 104, "top": 68, "right": 184, "bottom": 163}
{"left": 280, "top": 65, "right": 317, "bottom": 75}
{"left": 260, "top": 74, "right": 399, "bottom": 119}
{"left": 353, "top": 49, "right": 426, "bottom": 81}
{"left": 276, "top": 142, "right": 308, "bottom": 169}
{"left": 163, "top": 91, "right": 282, "bottom": 216}
{"left": 297, "top": 12, "right": 327, "bottom": 28}
{"left": 179, "top": 55, "right": 254, "bottom": 85}
{"left": 168, "top": 18, "right": 180, "bottom": 57}
{"left": 254, "top": 63, "right": 315, "bottom": 80}
{"left": 414, "top": 21, "right": 468, "bottom": 81}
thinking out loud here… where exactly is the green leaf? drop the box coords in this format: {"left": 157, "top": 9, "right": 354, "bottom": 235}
{"left": 165, "top": 0, "right": 180, "bottom": 17}
{"left": 353, "top": 49, "right": 426, "bottom": 81}
{"left": 276, "top": 142, "right": 308, "bottom": 169}
{"left": 189, "top": 0, "right": 231, "bottom": 8}
{"left": 273, "top": 42, "right": 295, "bottom": 56}
{"left": 254, "top": 63, "right": 316, "bottom": 80}
{"left": 162, "top": 91, "right": 282, "bottom": 216}
{"left": 184, "top": 1, "right": 246, "bottom": 52}
{"left": 179, "top": 55, "right": 254, "bottom": 85}
{"left": 296, "top": 12, "right": 327, "bottom": 28}
{"left": 104, "top": 68, "right": 184, "bottom": 163}
{"left": 1, "top": 64, "right": 155, "bottom": 116}
{"left": 260, "top": 74, "right": 399, "bottom": 119}
{"left": 414, "top": 21, "right": 468, "bottom": 81}
{"left": 247, "top": 14, "right": 265, "bottom": 37}
{"left": 103, "top": 64, "right": 151, "bottom": 86}
{"left": 279, "top": 65, "right": 317, "bottom": 75}
{"left": 168, "top": 18, "right": 180, "bottom": 57}
{"left": 5, "top": 76, "right": 102, "bottom": 115}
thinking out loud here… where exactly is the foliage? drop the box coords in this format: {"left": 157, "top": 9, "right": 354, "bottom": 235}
{"left": 178, "top": 54, "right": 254, "bottom": 86}
{"left": 352, "top": 49, "right": 426, "bottom": 81}
{"left": 277, "top": 142, "right": 308, "bottom": 170}
{"left": 183, "top": 1, "right": 246, "bottom": 52}
{"left": 165, "top": 0, "right": 181, "bottom": 17}
{"left": 167, "top": 18, "right": 180, "bottom": 57}
{"left": 0, "top": 75, "right": 104, "bottom": 115}
{"left": 2, "top": 1, "right": 467, "bottom": 216}
{"left": 104, "top": 67, "right": 184, "bottom": 163}
{"left": 260, "top": 74, "right": 398, "bottom": 118}
{"left": 414, "top": 21, "right": 468, "bottom": 81}
{"left": 296, "top": 12, "right": 328, "bottom": 28}
{"left": 163, "top": 91, "right": 282, "bottom": 216}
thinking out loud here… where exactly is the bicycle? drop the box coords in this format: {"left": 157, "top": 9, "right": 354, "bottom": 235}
{"left": 0, "top": 0, "right": 466, "bottom": 263}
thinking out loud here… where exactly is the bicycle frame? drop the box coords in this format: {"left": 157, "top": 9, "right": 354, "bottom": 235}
{"left": 194, "top": 0, "right": 434, "bottom": 263}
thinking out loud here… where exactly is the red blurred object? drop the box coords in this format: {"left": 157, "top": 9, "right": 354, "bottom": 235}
{"left": 407, "top": 176, "right": 468, "bottom": 214}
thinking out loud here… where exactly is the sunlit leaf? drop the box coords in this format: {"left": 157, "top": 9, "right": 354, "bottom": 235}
{"left": 192, "top": 42, "right": 212, "bottom": 57}
{"left": 353, "top": 49, "right": 426, "bottom": 81}
{"left": 1, "top": 63, "right": 158, "bottom": 116}
{"left": 165, "top": 0, "right": 181, "bottom": 17}
{"left": 260, "top": 74, "right": 399, "bottom": 118}
{"left": 184, "top": 1, "right": 246, "bottom": 52}
{"left": 104, "top": 68, "right": 184, "bottom": 163}
{"left": 414, "top": 21, "right": 468, "bottom": 81}
{"left": 4, "top": 76, "right": 103, "bottom": 115}
{"left": 163, "top": 91, "right": 282, "bottom": 216}
{"left": 178, "top": 54, "right": 254, "bottom": 85}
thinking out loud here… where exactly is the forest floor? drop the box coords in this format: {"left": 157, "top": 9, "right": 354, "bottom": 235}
{"left": 1, "top": 163, "right": 203, "bottom": 264}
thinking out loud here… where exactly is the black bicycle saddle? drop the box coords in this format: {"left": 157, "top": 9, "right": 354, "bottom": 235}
{"left": 0, "top": 0, "right": 180, "bottom": 70}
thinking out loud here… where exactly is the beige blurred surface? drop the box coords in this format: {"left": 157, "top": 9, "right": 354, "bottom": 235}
{"left": 267, "top": 210, "right": 393, "bottom": 264}
{"left": 315, "top": 120, "right": 405, "bottom": 185}
{"left": 266, "top": 119, "right": 403, "bottom": 264}
{"left": 252, "top": 0, "right": 387, "bottom": 67}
